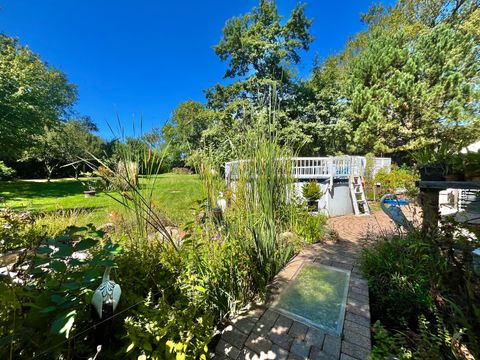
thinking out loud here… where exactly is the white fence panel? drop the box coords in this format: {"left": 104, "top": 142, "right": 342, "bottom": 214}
{"left": 226, "top": 156, "right": 391, "bottom": 180}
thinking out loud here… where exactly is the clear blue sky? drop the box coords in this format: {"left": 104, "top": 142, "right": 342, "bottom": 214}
{"left": 0, "top": 1, "right": 393, "bottom": 139}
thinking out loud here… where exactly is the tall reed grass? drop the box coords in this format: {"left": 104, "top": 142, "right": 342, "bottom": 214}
{"left": 175, "top": 101, "right": 303, "bottom": 321}
{"left": 227, "top": 127, "right": 296, "bottom": 288}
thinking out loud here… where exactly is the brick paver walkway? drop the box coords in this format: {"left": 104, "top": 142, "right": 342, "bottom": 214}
{"left": 214, "top": 209, "right": 417, "bottom": 360}
{"left": 326, "top": 206, "right": 420, "bottom": 242}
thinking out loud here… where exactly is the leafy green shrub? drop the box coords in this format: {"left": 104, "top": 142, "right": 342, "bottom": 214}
{"left": 116, "top": 203, "right": 255, "bottom": 358}
{"left": 0, "top": 161, "right": 15, "bottom": 180}
{"left": 294, "top": 210, "right": 327, "bottom": 244}
{"left": 184, "top": 220, "right": 255, "bottom": 319}
{"left": 123, "top": 273, "right": 214, "bottom": 360}
{"left": 0, "top": 225, "right": 118, "bottom": 358}
{"left": 0, "top": 208, "right": 41, "bottom": 253}
{"left": 372, "top": 164, "right": 419, "bottom": 198}
{"left": 363, "top": 220, "right": 480, "bottom": 359}
{"left": 361, "top": 232, "right": 440, "bottom": 328}
{"left": 371, "top": 314, "right": 455, "bottom": 360}
{"left": 302, "top": 181, "right": 322, "bottom": 201}
{"left": 370, "top": 321, "right": 412, "bottom": 359}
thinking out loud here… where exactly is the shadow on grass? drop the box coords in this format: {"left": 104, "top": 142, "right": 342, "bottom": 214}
{"left": 0, "top": 179, "right": 87, "bottom": 201}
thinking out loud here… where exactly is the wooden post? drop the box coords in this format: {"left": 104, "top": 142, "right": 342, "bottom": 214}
{"left": 419, "top": 187, "right": 440, "bottom": 235}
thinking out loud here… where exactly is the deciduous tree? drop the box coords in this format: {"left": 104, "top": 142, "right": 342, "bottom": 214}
{"left": 61, "top": 118, "right": 104, "bottom": 179}
{"left": 0, "top": 34, "right": 77, "bottom": 159}
{"left": 202, "top": 0, "right": 314, "bottom": 160}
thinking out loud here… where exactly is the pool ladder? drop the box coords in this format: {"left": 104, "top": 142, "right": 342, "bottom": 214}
{"left": 350, "top": 175, "right": 370, "bottom": 216}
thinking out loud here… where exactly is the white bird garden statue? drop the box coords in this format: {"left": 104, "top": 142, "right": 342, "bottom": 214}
{"left": 217, "top": 191, "right": 227, "bottom": 212}
{"left": 380, "top": 193, "right": 414, "bottom": 231}
{"left": 92, "top": 256, "right": 121, "bottom": 320}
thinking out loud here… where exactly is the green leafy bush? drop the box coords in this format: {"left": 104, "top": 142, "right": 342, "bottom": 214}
{"left": 0, "top": 225, "right": 118, "bottom": 358}
{"left": 372, "top": 164, "right": 419, "bottom": 198}
{"left": 370, "top": 321, "right": 412, "bottom": 359}
{"left": 123, "top": 273, "right": 214, "bottom": 360}
{"left": 0, "top": 208, "right": 41, "bottom": 253}
{"left": 363, "top": 220, "right": 480, "bottom": 359}
{"left": 0, "top": 161, "right": 15, "bottom": 180}
{"left": 361, "top": 233, "right": 440, "bottom": 328}
{"left": 294, "top": 210, "right": 327, "bottom": 244}
{"left": 302, "top": 181, "right": 322, "bottom": 202}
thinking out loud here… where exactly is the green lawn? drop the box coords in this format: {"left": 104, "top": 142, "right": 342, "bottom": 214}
{"left": 0, "top": 173, "right": 203, "bottom": 225}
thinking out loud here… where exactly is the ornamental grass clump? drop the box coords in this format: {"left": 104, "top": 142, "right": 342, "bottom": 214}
{"left": 85, "top": 133, "right": 175, "bottom": 251}
{"left": 229, "top": 126, "right": 297, "bottom": 289}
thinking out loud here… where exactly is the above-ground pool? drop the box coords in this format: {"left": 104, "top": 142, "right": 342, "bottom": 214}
{"left": 272, "top": 263, "right": 350, "bottom": 335}
{"left": 383, "top": 199, "right": 409, "bottom": 206}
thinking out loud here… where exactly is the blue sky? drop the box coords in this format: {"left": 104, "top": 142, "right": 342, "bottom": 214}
{"left": 0, "top": 1, "right": 393, "bottom": 139}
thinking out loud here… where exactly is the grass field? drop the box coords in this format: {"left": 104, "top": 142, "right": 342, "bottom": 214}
{"left": 0, "top": 173, "right": 203, "bottom": 225}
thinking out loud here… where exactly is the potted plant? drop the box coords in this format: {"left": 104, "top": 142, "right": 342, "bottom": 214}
{"left": 464, "top": 152, "right": 480, "bottom": 182}
{"left": 302, "top": 181, "right": 322, "bottom": 211}
{"left": 444, "top": 154, "right": 464, "bottom": 181}
{"left": 412, "top": 147, "right": 444, "bottom": 181}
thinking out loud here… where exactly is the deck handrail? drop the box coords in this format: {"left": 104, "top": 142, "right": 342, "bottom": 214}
{"left": 225, "top": 156, "right": 391, "bottom": 180}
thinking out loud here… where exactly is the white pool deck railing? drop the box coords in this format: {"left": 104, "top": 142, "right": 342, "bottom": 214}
{"left": 225, "top": 156, "right": 391, "bottom": 180}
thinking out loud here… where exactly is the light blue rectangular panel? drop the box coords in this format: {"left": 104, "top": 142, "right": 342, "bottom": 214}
{"left": 273, "top": 263, "right": 350, "bottom": 335}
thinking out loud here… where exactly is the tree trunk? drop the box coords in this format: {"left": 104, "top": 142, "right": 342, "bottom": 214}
{"left": 45, "top": 162, "right": 58, "bottom": 182}
{"left": 420, "top": 187, "right": 440, "bottom": 236}
{"left": 73, "top": 165, "right": 79, "bottom": 180}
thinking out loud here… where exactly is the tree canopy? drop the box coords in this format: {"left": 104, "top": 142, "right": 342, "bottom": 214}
{"left": 161, "top": 100, "right": 213, "bottom": 167}
{"left": 0, "top": 34, "right": 77, "bottom": 159}
{"left": 214, "top": 0, "right": 313, "bottom": 81}
{"left": 158, "top": 0, "right": 479, "bottom": 167}
{"left": 21, "top": 119, "right": 105, "bottom": 180}
{"left": 345, "top": 0, "right": 479, "bottom": 158}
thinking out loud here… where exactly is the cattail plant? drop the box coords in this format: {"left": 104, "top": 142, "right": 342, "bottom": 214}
{"left": 230, "top": 126, "right": 295, "bottom": 288}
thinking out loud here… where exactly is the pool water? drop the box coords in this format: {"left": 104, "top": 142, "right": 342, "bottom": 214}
{"left": 273, "top": 263, "right": 350, "bottom": 335}
{"left": 383, "top": 199, "right": 409, "bottom": 205}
